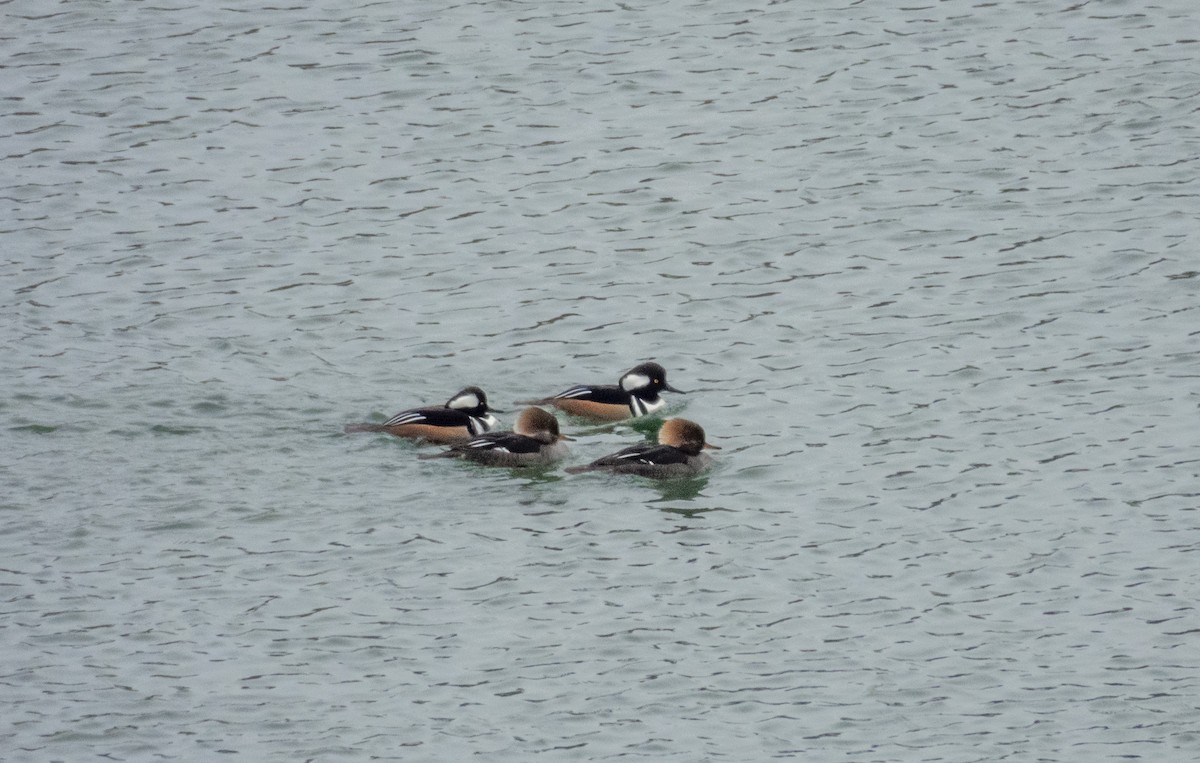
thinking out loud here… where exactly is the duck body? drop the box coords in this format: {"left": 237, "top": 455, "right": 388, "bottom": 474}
{"left": 344, "top": 386, "right": 498, "bottom": 443}
{"left": 524, "top": 362, "right": 684, "bottom": 421}
{"left": 565, "top": 418, "right": 717, "bottom": 478}
{"left": 567, "top": 442, "right": 713, "bottom": 478}
{"left": 427, "top": 407, "right": 570, "bottom": 467}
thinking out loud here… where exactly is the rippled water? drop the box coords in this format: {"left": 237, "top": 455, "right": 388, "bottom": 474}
{"left": 4, "top": 1, "right": 1199, "bottom": 760}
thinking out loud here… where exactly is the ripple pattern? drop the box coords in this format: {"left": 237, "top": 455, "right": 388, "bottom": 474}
{"left": 3, "top": 0, "right": 1198, "bottom": 760}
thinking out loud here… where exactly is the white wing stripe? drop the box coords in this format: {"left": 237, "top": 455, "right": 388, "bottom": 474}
{"left": 384, "top": 411, "right": 426, "bottom": 426}
{"left": 554, "top": 387, "right": 594, "bottom": 399}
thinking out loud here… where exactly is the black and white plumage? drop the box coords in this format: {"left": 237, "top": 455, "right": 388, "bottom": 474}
{"left": 344, "top": 386, "right": 499, "bottom": 443}
{"left": 520, "top": 362, "right": 686, "bottom": 421}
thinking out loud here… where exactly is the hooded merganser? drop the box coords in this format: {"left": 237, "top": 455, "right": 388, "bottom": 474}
{"left": 565, "top": 418, "right": 718, "bottom": 478}
{"left": 424, "top": 407, "right": 572, "bottom": 467}
{"left": 521, "top": 362, "right": 685, "bottom": 421}
{"left": 344, "top": 386, "right": 499, "bottom": 443}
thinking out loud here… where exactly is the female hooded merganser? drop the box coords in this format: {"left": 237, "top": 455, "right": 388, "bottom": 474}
{"left": 521, "top": 362, "right": 685, "bottom": 421}
{"left": 425, "top": 407, "right": 572, "bottom": 467}
{"left": 565, "top": 418, "right": 718, "bottom": 478}
{"left": 344, "top": 386, "right": 499, "bottom": 443}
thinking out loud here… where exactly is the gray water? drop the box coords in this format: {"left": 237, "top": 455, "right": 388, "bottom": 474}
{"left": 4, "top": 1, "right": 1199, "bottom": 760}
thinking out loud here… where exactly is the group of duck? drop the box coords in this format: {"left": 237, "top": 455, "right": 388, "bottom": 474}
{"left": 344, "top": 362, "right": 718, "bottom": 478}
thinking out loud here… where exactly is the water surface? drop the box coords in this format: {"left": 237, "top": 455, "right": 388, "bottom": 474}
{"left": 3, "top": 1, "right": 1198, "bottom": 760}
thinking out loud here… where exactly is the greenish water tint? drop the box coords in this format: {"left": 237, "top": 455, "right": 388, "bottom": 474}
{"left": 3, "top": 0, "right": 1199, "bottom": 760}
{"left": 11, "top": 423, "right": 58, "bottom": 434}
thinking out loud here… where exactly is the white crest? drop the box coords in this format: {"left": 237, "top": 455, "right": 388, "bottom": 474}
{"left": 620, "top": 372, "right": 652, "bottom": 392}
{"left": 448, "top": 391, "right": 480, "bottom": 410}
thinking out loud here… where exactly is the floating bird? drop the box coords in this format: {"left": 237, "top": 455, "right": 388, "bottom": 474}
{"left": 423, "top": 407, "right": 572, "bottom": 467}
{"left": 520, "top": 361, "right": 685, "bottom": 421}
{"left": 565, "top": 418, "right": 718, "bottom": 478}
{"left": 344, "top": 386, "right": 499, "bottom": 443}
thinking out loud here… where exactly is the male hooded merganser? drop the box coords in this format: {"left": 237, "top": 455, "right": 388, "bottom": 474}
{"left": 344, "top": 386, "right": 499, "bottom": 443}
{"left": 424, "top": 407, "right": 571, "bottom": 467}
{"left": 521, "top": 361, "right": 685, "bottom": 421}
{"left": 565, "top": 418, "right": 718, "bottom": 478}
